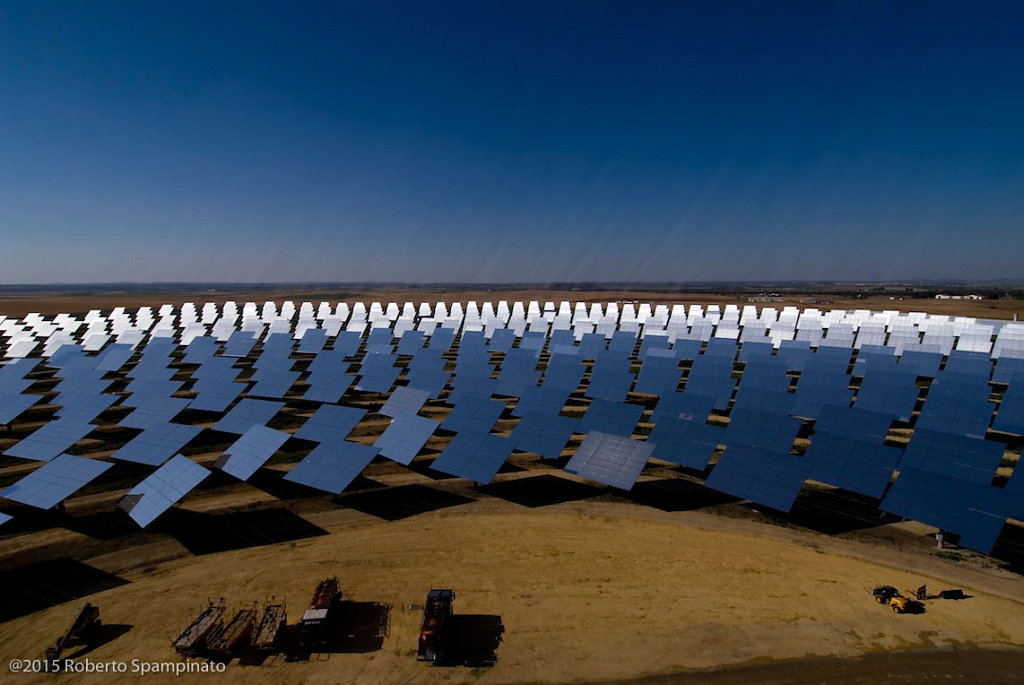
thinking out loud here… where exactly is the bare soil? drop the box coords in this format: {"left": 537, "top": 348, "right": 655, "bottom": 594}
{"left": 1, "top": 496, "right": 1022, "bottom": 684}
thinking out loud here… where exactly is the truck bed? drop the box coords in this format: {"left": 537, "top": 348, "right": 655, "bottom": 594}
{"left": 252, "top": 604, "right": 286, "bottom": 651}
{"left": 206, "top": 608, "right": 256, "bottom": 654}
{"left": 173, "top": 604, "right": 225, "bottom": 655}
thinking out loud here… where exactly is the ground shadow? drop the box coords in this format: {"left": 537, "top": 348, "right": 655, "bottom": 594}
{"left": 330, "top": 600, "right": 390, "bottom": 652}
{"left": 529, "top": 454, "right": 574, "bottom": 470}
{"left": 901, "top": 600, "right": 926, "bottom": 614}
{"left": 436, "top": 613, "right": 504, "bottom": 667}
{"left": 158, "top": 508, "right": 328, "bottom": 555}
{"left": 989, "top": 523, "right": 1024, "bottom": 576}
{"left": 246, "top": 469, "right": 325, "bottom": 501}
{"left": 340, "top": 484, "right": 474, "bottom": 521}
{"left": 279, "top": 624, "right": 309, "bottom": 663}
{"left": 336, "top": 474, "right": 387, "bottom": 494}
{"left": 405, "top": 457, "right": 460, "bottom": 481}
{"left": 244, "top": 469, "right": 386, "bottom": 501}
{"left": 626, "top": 477, "right": 739, "bottom": 512}
{"left": 481, "top": 474, "right": 601, "bottom": 508}
{"left": 279, "top": 600, "right": 390, "bottom": 661}
{"left": 495, "top": 460, "right": 528, "bottom": 475}
{"left": 60, "top": 510, "right": 141, "bottom": 541}
{"left": 64, "top": 623, "right": 133, "bottom": 659}
{"left": 0, "top": 508, "right": 52, "bottom": 536}
{"left": 236, "top": 649, "right": 271, "bottom": 667}
{"left": 0, "top": 558, "right": 130, "bottom": 623}
{"left": 765, "top": 488, "right": 902, "bottom": 535}
{"left": 651, "top": 645, "right": 1024, "bottom": 684}
{"left": 182, "top": 428, "right": 237, "bottom": 454}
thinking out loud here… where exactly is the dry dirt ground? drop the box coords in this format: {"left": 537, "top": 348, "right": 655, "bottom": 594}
{"left": 1, "top": 496, "right": 1022, "bottom": 685}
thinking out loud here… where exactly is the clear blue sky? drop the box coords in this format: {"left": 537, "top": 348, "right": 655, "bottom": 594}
{"left": 1, "top": 1, "right": 1022, "bottom": 283}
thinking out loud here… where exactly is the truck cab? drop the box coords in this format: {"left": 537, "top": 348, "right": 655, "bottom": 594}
{"left": 418, "top": 589, "right": 455, "bottom": 662}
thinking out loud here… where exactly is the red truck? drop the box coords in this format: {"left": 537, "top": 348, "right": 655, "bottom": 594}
{"left": 298, "top": 577, "right": 341, "bottom": 648}
{"left": 417, "top": 589, "right": 455, "bottom": 662}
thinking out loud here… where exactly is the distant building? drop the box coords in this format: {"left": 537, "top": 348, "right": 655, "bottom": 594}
{"left": 935, "top": 294, "right": 984, "bottom": 300}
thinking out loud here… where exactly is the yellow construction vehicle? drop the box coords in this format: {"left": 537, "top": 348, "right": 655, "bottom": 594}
{"left": 888, "top": 594, "right": 911, "bottom": 613}
{"left": 871, "top": 585, "right": 911, "bottom": 613}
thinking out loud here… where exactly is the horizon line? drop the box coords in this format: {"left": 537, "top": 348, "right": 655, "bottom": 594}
{"left": 1, "top": 280, "right": 1023, "bottom": 289}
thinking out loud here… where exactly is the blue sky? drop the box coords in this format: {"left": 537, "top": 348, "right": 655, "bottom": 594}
{"left": 1, "top": 1, "right": 1022, "bottom": 283}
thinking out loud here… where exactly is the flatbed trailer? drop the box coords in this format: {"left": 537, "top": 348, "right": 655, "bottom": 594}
{"left": 173, "top": 601, "right": 226, "bottom": 656}
{"left": 46, "top": 603, "right": 101, "bottom": 661}
{"left": 252, "top": 602, "right": 287, "bottom": 652}
{"left": 206, "top": 607, "right": 257, "bottom": 655}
